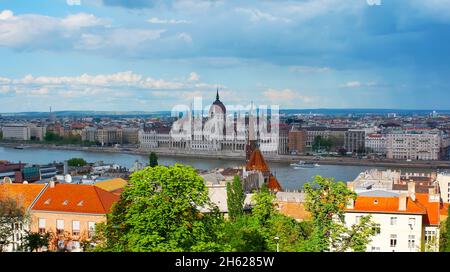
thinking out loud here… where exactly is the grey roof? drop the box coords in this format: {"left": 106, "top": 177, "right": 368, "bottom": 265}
{"left": 357, "top": 190, "right": 400, "bottom": 197}
{"left": 276, "top": 191, "right": 305, "bottom": 203}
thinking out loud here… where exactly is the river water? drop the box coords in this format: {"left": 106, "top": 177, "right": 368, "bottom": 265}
{"left": 0, "top": 146, "right": 431, "bottom": 190}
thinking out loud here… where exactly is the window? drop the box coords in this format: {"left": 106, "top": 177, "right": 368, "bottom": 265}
{"left": 56, "top": 219, "right": 64, "bottom": 235}
{"left": 408, "top": 235, "right": 415, "bottom": 249}
{"left": 390, "top": 217, "right": 397, "bottom": 226}
{"left": 390, "top": 234, "right": 397, "bottom": 247}
{"left": 372, "top": 224, "right": 381, "bottom": 235}
{"left": 408, "top": 218, "right": 416, "bottom": 229}
{"left": 355, "top": 216, "right": 362, "bottom": 224}
{"left": 88, "top": 222, "right": 96, "bottom": 238}
{"left": 72, "top": 221, "right": 80, "bottom": 236}
{"left": 371, "top": 246, "right": 381, "bottom": 252}
{"left": 38, "top": 218, "right": 46, "bottom": 233}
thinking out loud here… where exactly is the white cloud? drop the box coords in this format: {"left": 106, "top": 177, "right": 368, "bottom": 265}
{"left": 148, "top": 17, "right": 191, "bottom": 24}
{"left": 177, "top": 32, "right": 193, "bottom": 43}
{"left": 340, "top": 81, "right": 382, "bottom": 88}
{"left": 0, "top": 86, "right": 9, "bottom": 94}
{"left": 60, "top": 13, "right": 110, "bottom": 29}
{"left": 341, "top": 81, "right": 362, "bottom": 88}
{"left": 236, "top": 8, "right": 290, "bottom": 23}
{"left": 188, "top": 72, "right": 199, "bottom": 81}
{"left": 263, "top": 88, "right": 314, "bottom": 105}
{"left": 0, "top": 10, "right": 13, "bottom": 20}
{"left": 289, "top": 66, "right": 331, "bottom": 73}
{"left": 29, "top": 87, "right": 49, "bottom": 96}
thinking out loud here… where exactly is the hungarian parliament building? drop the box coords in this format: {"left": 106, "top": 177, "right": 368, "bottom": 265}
{"left": 138, "top": 91, "right": 290, "bottom": 158}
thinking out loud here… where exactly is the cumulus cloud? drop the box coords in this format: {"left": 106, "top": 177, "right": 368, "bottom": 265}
{"left": 0, "top": 71, "right": 225, "bottom": 102}
{"left": 60, "top": 13, "right": 111, "bottom": 29}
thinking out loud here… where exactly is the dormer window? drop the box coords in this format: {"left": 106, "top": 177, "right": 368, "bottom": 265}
{"left": 62, "top": 200, "right": 69, "bottom": 206}
{"left": 44, "top": 199, "right": 51, "bottom": 205}
{"left": 374, "top": 200, "right": 378, "bottom": 205}
{"left": 77, "top": 200, "right": 84, "bottom": 206}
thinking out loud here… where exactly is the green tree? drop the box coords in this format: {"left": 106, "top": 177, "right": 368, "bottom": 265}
{"left": 440, "top": 206, "right": 450, "bottom": 252}
{"left": 148, "top": 152, "right": 158, "bottom": 167}
{"left": 221, "top": 215, "right": 267, "bottom": 252}
{"left": 21, "top": 231, "right": 52, "bottom": 252}
{"left": 303, "top": 175, "right": 376, "bottom": 252}
{"left": 226, "top": 175, "right": 245, "bottom": 221}
{"left": 44, "top": 131, "right": 63, "bottom": 142}
{"left": 251, "top": 185, "right": 276, "bottom": 227}
{"left": 312, "top": 136, "right": 332, "bottom": 152}
{"left": 0, "top": 197, "right": 25, "bottom": 252}
{"left": 93, "top": 164, "right": 225, "bottom": 252}
{"left": 67, "top": 158, "right": 87, "bottom": 167}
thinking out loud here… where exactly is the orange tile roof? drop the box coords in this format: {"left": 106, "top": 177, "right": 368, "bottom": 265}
{"left": 0, "top": 183, "right": 45, "bottom": 210}
{"left": 0, "top": 183, "right": 46, "bottom": 211}
{"left": 268, "top": 175, "right": 282, "bottom": 192}
{"left": 276, "top": 201, "right": 311, "bottom": 221}
{"left": 94, "top": 178, "right": 128, "bottom": 192}
{"left": 246, "top": 149, "right": 270, "bottom": 173}
{"left": 347, "top": 193, "right": 443, "bottom": 225}
{"left": 32, "top": 184, "right": 119, "bottom": 214}
{"left": 347, "top": 195, "right": 426, "bottom": 215}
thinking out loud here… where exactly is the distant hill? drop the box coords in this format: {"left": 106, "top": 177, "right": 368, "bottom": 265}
{"left": 1, "top": 108, "right": 449, "bottom": 118}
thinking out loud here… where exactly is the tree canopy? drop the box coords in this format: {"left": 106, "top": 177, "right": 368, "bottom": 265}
{"left": 148, "top": 152, "right": 158, "bottom": 167}
{"left": 303, "top": 176, "right": 376, "bottom": 252}
{"left": 226, "top": 175, "right": 245, "bottom": 221}
{"left": 67, "top": 158, "right": 88, "bottom": 167}
{"left": 92, "top": 164, "right": 224, "bottom": 252}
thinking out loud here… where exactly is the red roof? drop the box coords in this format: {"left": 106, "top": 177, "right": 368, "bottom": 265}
{"left": 32, "top": 184, "right": 119, "bottom": 214}
{"left": 268, "top": 176, "right": 282, "bottom": 192}
{"left": 347, "top": 193, "right": 442, "bottom": 225}
{"left": 246, "top": 149, "right": 270, "bottom": 173}
{"left": 0, "top": 183, "right": 46, "bottom": 211}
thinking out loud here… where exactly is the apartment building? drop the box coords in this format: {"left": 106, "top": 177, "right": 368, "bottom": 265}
{"left": 304, "top": 127, "right": 347, "bottom": 149}
{"left": 29, "top": 182, "right": 119, "bottom": 252}
{"left": 345, "top": 188, "right": 443, "bottom": 252}
{"left": 437, "top": 173, "right": 450, "bottom": 203}
{"left": 365, "top": 133, "right": 387, "bottom": 154}
{"left": 2, "top": 125, "right": 31, "bottom": 141}
{"left": 386, "top": 130, "right": 441, "bottom": 160}
{"left": 344, "top": 129, "right": 366, "bottom": 153}
{"left": 288, "top": 129, "right": 307, "bottom": 155}
{"left": 0, "top": 183, "right": 47, "bottom": 252}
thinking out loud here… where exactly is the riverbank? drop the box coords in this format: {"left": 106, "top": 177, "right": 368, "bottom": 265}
{"left": 1, "top": 142, "right": 450, "bottom": 169}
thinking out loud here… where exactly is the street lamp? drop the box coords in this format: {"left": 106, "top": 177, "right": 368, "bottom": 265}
{"left": 274, "top": 236, "right": 280, "bottom": 253}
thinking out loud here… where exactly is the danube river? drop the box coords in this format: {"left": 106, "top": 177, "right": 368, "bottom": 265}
{"left": 0, "top": 146, "right": 432, "bottom": 190}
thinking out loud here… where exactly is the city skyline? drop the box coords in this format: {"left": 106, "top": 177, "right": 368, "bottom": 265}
{"left": 1, "top": 0, "right": 450, "bottom": 112}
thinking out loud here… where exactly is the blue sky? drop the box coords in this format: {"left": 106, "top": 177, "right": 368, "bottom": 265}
{"left": 1, "top": 0, "right": 450, "bottom": 112}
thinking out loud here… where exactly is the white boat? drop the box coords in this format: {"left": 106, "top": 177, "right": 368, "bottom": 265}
{"left": 14, "top": 144, "right": 31, "bottom": 149}
{"left": 290, "top": 161, "right": 319, "bottom": 168}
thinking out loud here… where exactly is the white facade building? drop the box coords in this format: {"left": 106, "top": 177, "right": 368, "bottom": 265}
{"left": 386, "top": 130, "right": 442, "bottom": 160}
{"left": 437, "top": 173, "right": 450, "bottom": 203}
{"left": 365, "top": 133, "right": 387, "bottom": 154}
{"left": 2, "top": 125, "right": 31, "bottom": 141}
{"left": 345, "top": 186, "right": 442, "bottom": 252}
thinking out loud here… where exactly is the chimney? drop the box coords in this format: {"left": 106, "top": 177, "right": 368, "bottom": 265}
{"left": 408, "top": 182, "right": 416, "bottom": 201}
{"left": 49, "top": 180, "right": 56, "bottom": 188}
{"left": 399, "top": 193, "right": 407, "bottom": 211}
{"left": 428, "top": 187, "right": 440, "bottom": 203}
{"left": 347, "top": 182, "right": 354, "bottom": 192}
